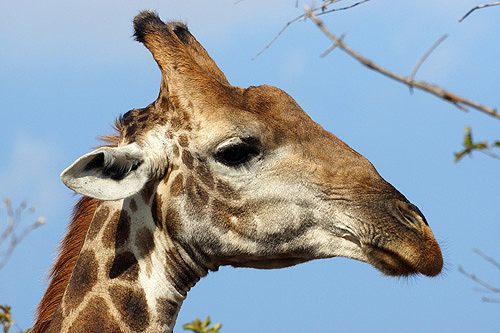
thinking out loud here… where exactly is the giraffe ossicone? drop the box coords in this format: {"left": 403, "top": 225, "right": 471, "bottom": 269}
{"left": 34, "top": 11, "right": 443, "bottom": 333}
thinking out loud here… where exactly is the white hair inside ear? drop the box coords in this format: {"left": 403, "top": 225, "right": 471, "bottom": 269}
{"left": 60, "top": 143, "right": 150, "bottom": 201}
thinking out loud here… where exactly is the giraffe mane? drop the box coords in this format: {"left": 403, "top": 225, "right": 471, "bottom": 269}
{"left": 32, "top": 120, "right": 122, "bottom": 332}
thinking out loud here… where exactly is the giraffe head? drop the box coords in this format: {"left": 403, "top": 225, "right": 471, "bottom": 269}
{"left": 61, "top": 12, "right": 442, "bottom": 277}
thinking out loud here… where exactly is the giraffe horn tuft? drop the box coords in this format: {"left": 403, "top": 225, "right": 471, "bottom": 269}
{"left": 133, "top": 11, "right": 165, "bottom": 44}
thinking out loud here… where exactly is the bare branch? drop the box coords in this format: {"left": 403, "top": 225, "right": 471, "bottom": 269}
{"left": 304, "top": 7, "right": 500, "bottom": 121}
{"left": 459, "top": 249, "right": 500, "bottom": 303}
{"left": 458, "top": 265, "right": 500, "bottom": 293}
{"left": 474, "top": 248, "right": 500, "bottom": 270}
{"left": 252, "top": 0, "right": 371, "bottom": 60}
{"left": 408, "top": 34, "right": 448, "bottom": 91}
{"left": 459, "top": 1, "right": 500, "bottom": 22}
{"left": 0, "top": 198, "right": 45, "bottom": 270}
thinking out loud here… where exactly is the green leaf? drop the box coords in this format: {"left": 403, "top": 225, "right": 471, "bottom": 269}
{"left": 455, "top": 127, "right": 499, "bottom": 162}
{"left": 211, "top": 323, "right": 222, "bottom": 332}
{"left": 454, "top": 149, "right": 470, "bottom": 162}
{"left": 463, "top": 126, "right": 473, "bottom": 148}
{"left": 202, "top": 316, "right": 211, "bottom": 328}
{"left": 183, "top": 316, "right": 222, "bottom": 333}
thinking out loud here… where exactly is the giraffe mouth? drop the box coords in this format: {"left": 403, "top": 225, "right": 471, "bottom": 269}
{"left": 339, "top": 231, "right": 415, "bottom": 276}
{"left": 340, "top": 231, "right": 362, "bottom": 247}
{"left": 363, "top": 245, "right": 417, "bottom": 276}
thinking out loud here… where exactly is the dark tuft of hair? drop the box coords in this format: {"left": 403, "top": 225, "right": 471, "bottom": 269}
{"left": 133, "top": 10, "right": 165, "bottom": 43}
{"left": 166, "top": 21, "right": 190, "bottom": 44}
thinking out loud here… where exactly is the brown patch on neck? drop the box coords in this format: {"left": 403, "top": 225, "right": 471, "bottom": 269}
{"left": 129, "top": 198, "right": 138, "bottom": 212}
{"left": 62, "top": 249, "right": 99, "bottom": 315}
{"left": 135, "top": 227, "right": 156, "bottom": 258}
{"left": 108, "top": 251, "right": 140, "bottom": 281}
{"left": 68, "top": 296, "right": 122, "bottom": 332}
{"left": 109, "top": 285, "right": 150, "bottom": 331}
{"left": 156, "top": 297, "right": 179, "bottom": 327}
{"left": 102, "top": 210, "right": 130, "bottom": 249}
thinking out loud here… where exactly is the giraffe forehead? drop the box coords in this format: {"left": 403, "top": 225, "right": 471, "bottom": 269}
{"left": 119, "top": 104, "right": 192, "bottom": 143}
{"left": 119, "top": 84, "right": 327, "bottom": 152}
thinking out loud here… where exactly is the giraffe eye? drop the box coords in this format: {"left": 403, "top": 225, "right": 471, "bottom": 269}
{"left": 215, "top": 139, "right": 259, "bottom": 166}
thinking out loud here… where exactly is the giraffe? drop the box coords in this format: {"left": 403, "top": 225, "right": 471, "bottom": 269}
{"left": 33, "top": 11, "right": 443, "bottom": 332}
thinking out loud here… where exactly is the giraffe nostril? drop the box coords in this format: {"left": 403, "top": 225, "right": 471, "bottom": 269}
{"left": 394, "top": 200, "right": 428, "bottom": 229}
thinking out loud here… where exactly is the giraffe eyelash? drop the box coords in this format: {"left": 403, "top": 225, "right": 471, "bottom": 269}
{"left": 215, "top": 138, "right": 260, "bottom": 167}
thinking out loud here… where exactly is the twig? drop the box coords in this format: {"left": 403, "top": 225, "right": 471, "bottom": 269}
{"left": 458, "top": 265, "right": 500, "bottom": 293}
{"left": 408, "top": 34, "right": 448, "bottom": 93}
{"left": 0, "top": 198, "right": 45, "bottom": 270}
{"left": 318, "top": 0, "right": 369, "bottom": 15}
{"left": 482, "top": 297, "right": 500, "bottom": 303}
{"left": 252, "top": 0, "right": 371, "bottom": 60}
{"left": 479, "top": 146, "right": 500, "bottom": 160}
{"left": 304, "top": 7, "right": 500, "bottom": 121}
{"left": 321, "top": 32, "right": 346, "bottom": 57}
{"left": 459, "top": 1, "right": 500, "bottom": 22}
{"left": 474, "top": 248, "right": 500, "bottom": 270}
{"left": 459, "top": 249, "right": 500, "bottom": 303}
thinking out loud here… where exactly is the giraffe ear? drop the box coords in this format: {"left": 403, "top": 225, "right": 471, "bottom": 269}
{"left": 60, "top": 143, "right": 149, "bottom": 200}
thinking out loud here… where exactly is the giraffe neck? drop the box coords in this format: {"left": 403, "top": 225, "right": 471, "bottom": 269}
{"left": 47, "top": 196, "right": 208, "bottom": 332}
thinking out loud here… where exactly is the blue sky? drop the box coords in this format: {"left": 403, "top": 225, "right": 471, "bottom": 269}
{"left": 1, "top": 0, "right": 499, "bottom": 332}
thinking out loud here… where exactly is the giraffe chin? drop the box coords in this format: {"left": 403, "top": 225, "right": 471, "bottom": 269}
{"left": 364, "top": 246, "right": 424, "bottom": 277}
